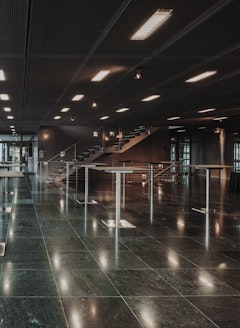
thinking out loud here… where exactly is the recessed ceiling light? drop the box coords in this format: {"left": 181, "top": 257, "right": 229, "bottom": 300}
{"left": 198, "top": 126, "right": 207, "bottom": 129}
{"left": 53, "top": 115, "right": 61, "bottom": 120}
{"left": 142, "top": 95, "right": 161, "bottom": 102}
{"left": 130, "top": 9, "right": 173, "bottom": 40}
{"left": 116, "top": 108, "right": 129, "bottom": 113}
{"left": 7, "top": 116, "right": 14, "bottom": 120}
{"left": 10, "top": 125, "right": 14, "bottom": 128}
{"left": 213, "top": 116, "right": 228, "bottom": 121}
{"left": 177, "top": 129, "right": 186, "bottom": 133}
{"left": 91, "top": 70, "right": 110, "bottom": 82}
{"left": 198, "top": 108, "right": 216, "bottom": 113}
{"left": 167, "top": 116, "right": 181, "bottom": 121}
{"left": 72, "top": 94, "right": 84, "bottom": 101}
{"left": 100, "top": 116, "right": 109, "bottom": 120}
{"left": 61, "top": 107, "right": 70, "bottom": 112}
{"left": 185, "top": 70, "right": 217, "bottom": 83}
{"left": 3, "top": 107, "right": 11, "bottom": 112}
{"left": 0, "top": 94, "right": 9, "bottom": 100}
{"left": 0, "top": 69, "right": 6, "bottom": 81}
{"left": 92, "top": 101, "right": 97, "bottom": 108}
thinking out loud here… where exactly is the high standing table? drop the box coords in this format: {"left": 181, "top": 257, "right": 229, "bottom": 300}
{"left": 76, "top": 163, "right": 106, "bottom": 205}
{"left": 0, "top": 163, "right": 22, "bottom": 171}
{"left": 190, "top": 165, "right": 232, "bottom": 214}
{"left": 93, "top": 166, "right": 146, "bottom": 228}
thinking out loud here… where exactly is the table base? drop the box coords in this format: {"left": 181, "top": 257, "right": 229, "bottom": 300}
{"left": 76, "top": 199, "right": 98, "bottom": 205}
{"left": 192, "top": 207, "right": 226, "bottom": 215}
{"left": 102, "top": 219, "right": 136, "bottom": 229}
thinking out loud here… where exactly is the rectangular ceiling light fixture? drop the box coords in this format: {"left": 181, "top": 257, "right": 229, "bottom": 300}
{"left": 61, "top": 107, "right": 70, "bottom": 112}
{"left": 213, "top": 116, "right": 228, "bottom": 121}
{"left": 3, "top": 107, "right": 11, "bottom": 112}
{"left": 72, "top": 94, "right": 84, "bottom": 101}
{"left": 130, "top": 9, "right": 173, "bottom": 40}
{"left": 116, "top": 107, "right": 129, "bottom": 113}
{"left": 100, "top": 116, "right": 109, "bottom": 120}
{"left": 0, "top": 94, "right": 9, "bottom": 100}
{"left": 185, "top": 70, "right": 217, "bottom": 83}
{"left": 91, "top": 70, "right": 110, "bottom": 82}
{"left": 0, "top": 69, "right": 5, "bottom": 81}
{"left": 142, "top": 95, "right": 160, "bottom": 101}
{"left": 167, "top": 116, "right": 180, "bottom": 121}
{"left": 198, "top": 108, "right": 216, "bottom": 113}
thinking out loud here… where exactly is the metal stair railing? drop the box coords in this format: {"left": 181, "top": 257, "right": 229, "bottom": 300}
{"left": 41, "top": 125, "right": 158, "bottom": 182}
{"left": 143, "top": 162, "right": 188, "bottom": 186}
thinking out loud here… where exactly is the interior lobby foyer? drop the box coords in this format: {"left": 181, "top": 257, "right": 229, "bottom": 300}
{"left": 0, "top": 171, "right": 240, "bottom": 327}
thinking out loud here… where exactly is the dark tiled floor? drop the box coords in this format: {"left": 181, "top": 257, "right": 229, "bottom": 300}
{"left": 0, "top": 174, "right": 240, "bottom": 327}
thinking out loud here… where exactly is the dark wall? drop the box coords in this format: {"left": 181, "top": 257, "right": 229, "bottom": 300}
{"left": 191, "top": 130, "right": 233, "bottom": 165}
{"left": 38, "top": 126, "right": 235, "bottom": 179}
{"left": 191, "top": 129, "right": 234, "bottom": 178}
{"left": 38, "top": 126, "right": 96, "bottom": 160}
{"left": 98, "top": 128, "right": 170, "bottom": 164}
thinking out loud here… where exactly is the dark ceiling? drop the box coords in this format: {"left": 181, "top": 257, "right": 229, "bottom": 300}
{"left": 0, "top": 0, "right": 240, "bottom": 135}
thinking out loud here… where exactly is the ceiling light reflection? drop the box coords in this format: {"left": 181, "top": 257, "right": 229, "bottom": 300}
{"left": 99, "top": 251, "right": 108, "bottom": 269}
{"left": 140, "top": 307, "right": 155, "bottom": 328}
{"left": 199, "top": 273, "right": 214, "bottom": 288}
{"left": 168, "top": 251, "right": 179, "bottom": 268}
{"left": 53, "top": 253, "right": 60, "bottom": 269}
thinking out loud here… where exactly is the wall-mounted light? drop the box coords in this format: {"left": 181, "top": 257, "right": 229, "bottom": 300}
{"left": 135, "top": 67, "right": 143, "bottom": 80}
{"left": 214, "top": 127, "right": 223, "bottom": 134}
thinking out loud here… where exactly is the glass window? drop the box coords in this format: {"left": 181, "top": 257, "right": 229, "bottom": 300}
{"left": 234, "top": 142, "right": 240, "bottom": 172}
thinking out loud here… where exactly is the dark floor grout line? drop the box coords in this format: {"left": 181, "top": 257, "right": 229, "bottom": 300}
{"left": 26, "top": 176, "right": 71, "bottom": 328}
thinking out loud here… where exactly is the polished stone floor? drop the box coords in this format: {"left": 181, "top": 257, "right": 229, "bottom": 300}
{"left": 0, "top": 173, "right": 240, "bottom": 327}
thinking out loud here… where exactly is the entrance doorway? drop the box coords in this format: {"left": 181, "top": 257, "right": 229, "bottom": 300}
{"left": 0, "top": 138, "right": 38, "bottom": 173}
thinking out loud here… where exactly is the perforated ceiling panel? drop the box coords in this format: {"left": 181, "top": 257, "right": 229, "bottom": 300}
{"left": 0, "top": 0, "right": 240, "bottom": 134}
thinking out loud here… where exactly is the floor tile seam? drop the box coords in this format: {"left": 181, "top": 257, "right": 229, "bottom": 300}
{"left": 29, "top": 184, "right": 70, "bottom": 328}
{"left": 60, "top": 218, "right": 125, "bottom": 298}
{"left": 150, "top": 246, "right": 237, "bottom": 326}
{"left": 60, "top": 295, "right": 189, "bottom": 299}
{"left": 0, "top": 295, "right": 63, "bottom": 299}
{"left": 118, "top": 240, "right": 168, "bottom": 271}
{"left": 222, "top": 253, "right": 240, "bottom": 265}
{"left": 50, "top": 196, "right": 127, "bottom": 303}
{"left": 152, "top": 267, "right": 240, "bottom": 294}
{"left": 121, "top": 296, "right": 145, "bottom": 328}
{"left": 152, "top": 269, "right": 188, "bottom": 298}
{"left": 183, "top": 296, "right": 221, "bottom": 328}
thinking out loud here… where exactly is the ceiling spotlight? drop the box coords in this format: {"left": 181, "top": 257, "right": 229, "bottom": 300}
{"left": 92, "top": 101, "right": 97, "bottom": 108}
{"left": 135, "top": 67, "right": 143, "bottom": 80}
{"left": 71, "top": 116, "right": 75, "bottom": 121}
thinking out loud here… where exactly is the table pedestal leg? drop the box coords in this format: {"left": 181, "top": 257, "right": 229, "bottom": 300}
{"left": 102, "top": 171, "right": 135, "bottom": 228}
{"left": 76, "top": 166, "right": 97, "bottom": 205}
{"left": 192, "top": 168, "right": 210, "bottom": 214}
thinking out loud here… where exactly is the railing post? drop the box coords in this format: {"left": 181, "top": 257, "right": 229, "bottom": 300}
{"left": 74, "top": 144, "right": 77, "bottom": 159}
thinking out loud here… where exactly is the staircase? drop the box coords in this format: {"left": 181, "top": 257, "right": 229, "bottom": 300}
{"left": 44, "top": 125, "right": 160, "bottom": 183}
{"left": 104, "top": 126, "right": 160, "bottom": 153}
